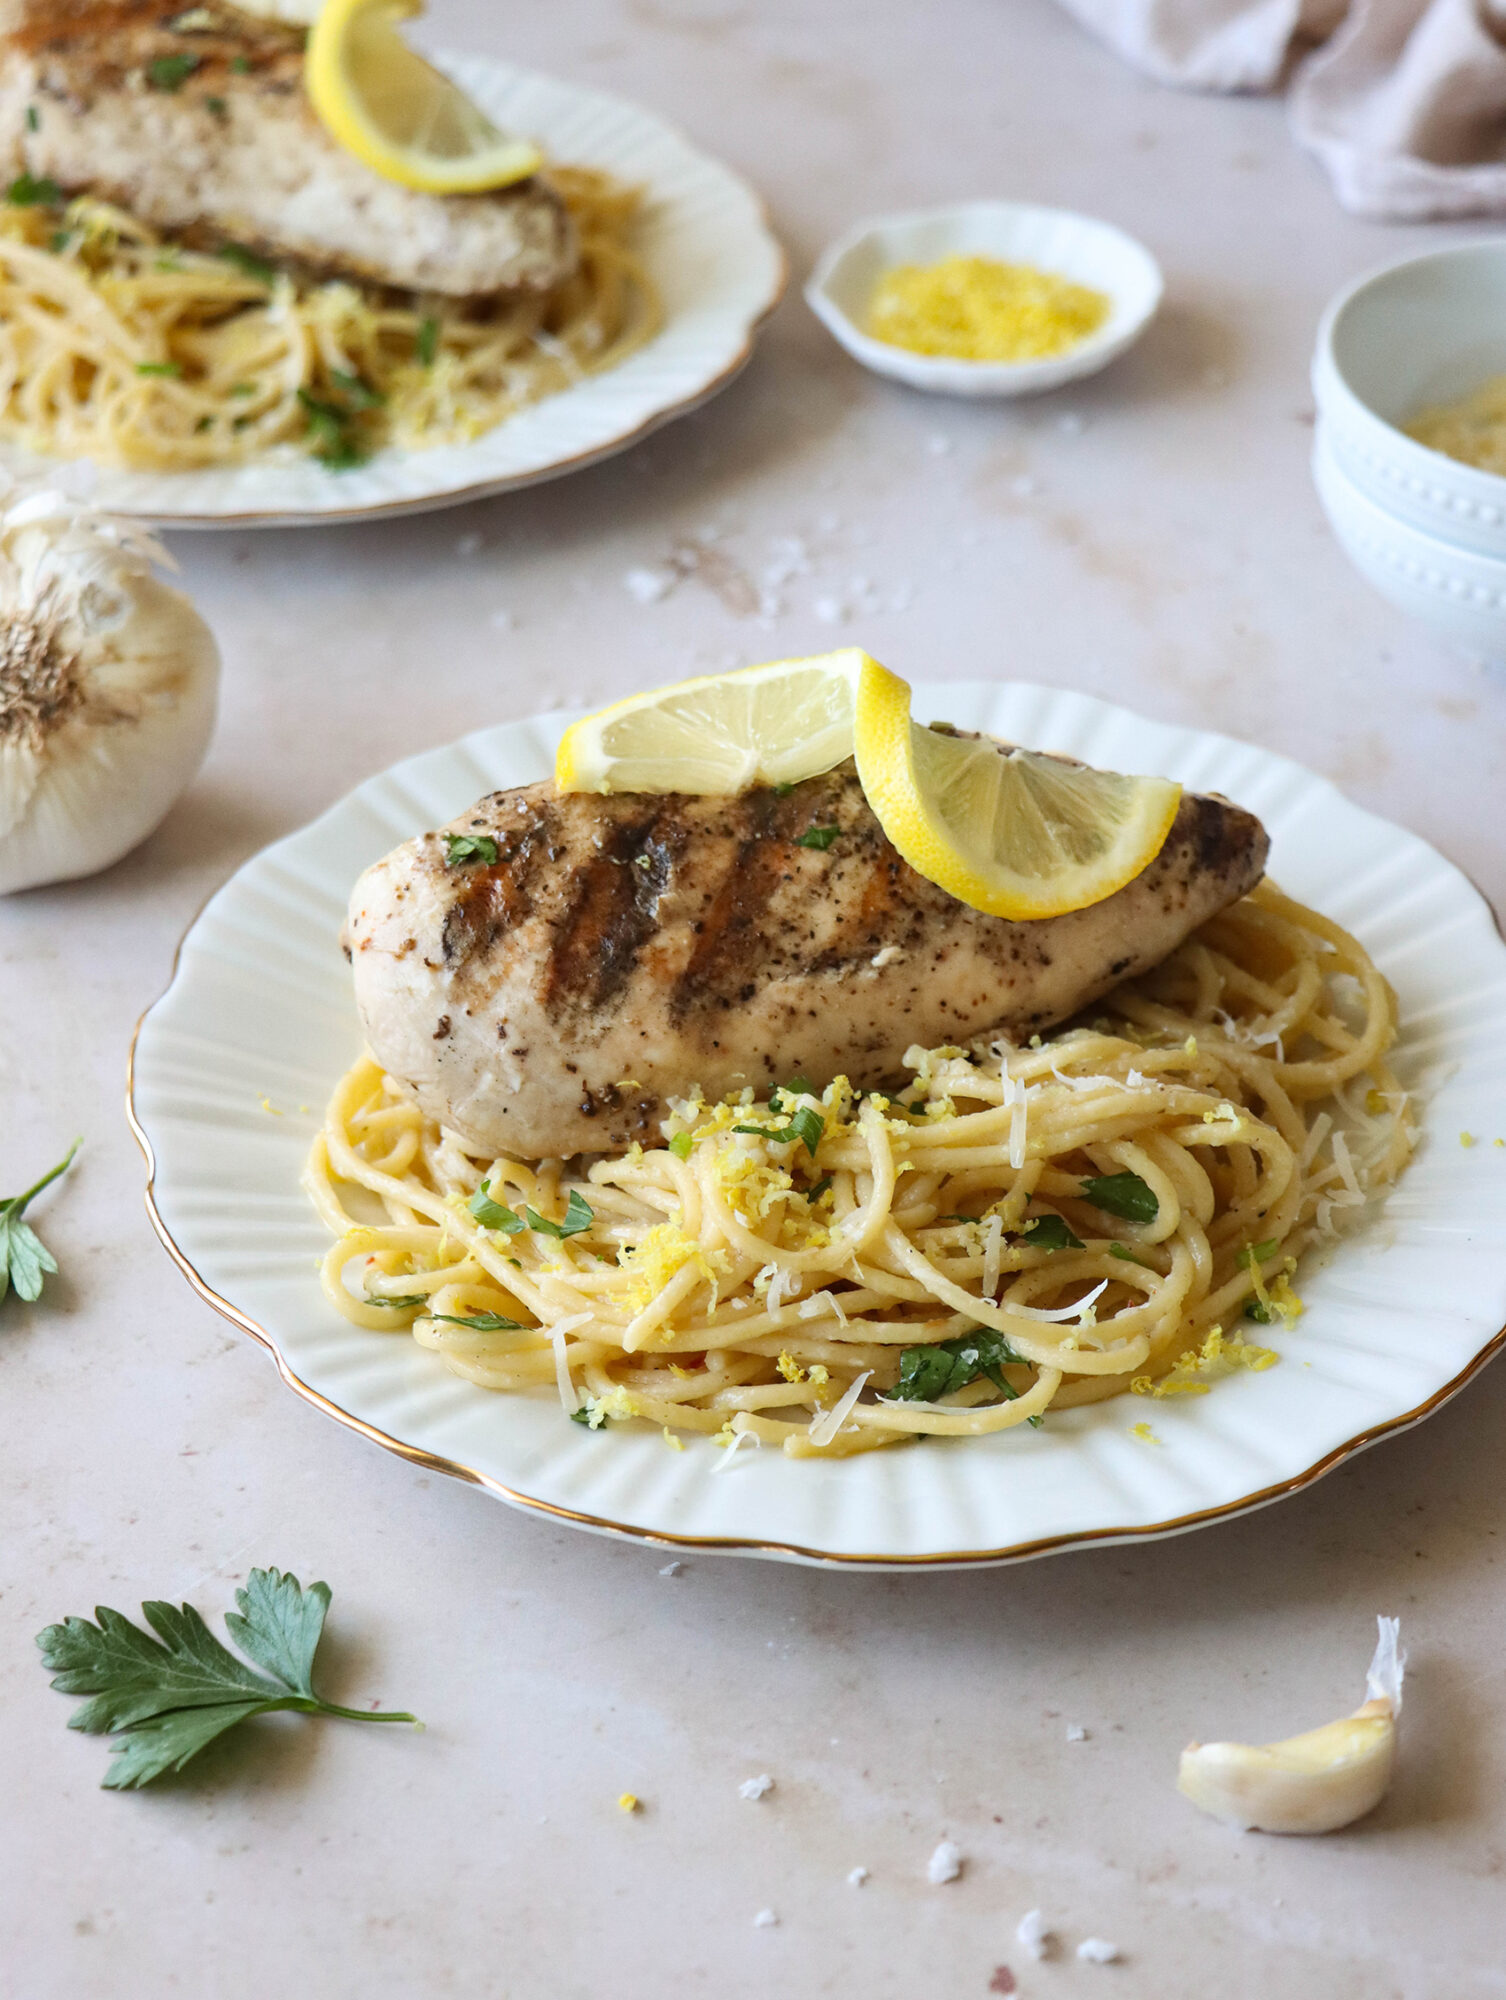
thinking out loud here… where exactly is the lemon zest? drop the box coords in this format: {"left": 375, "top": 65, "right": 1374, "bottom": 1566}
{"left": 866, "top": 254, "right": 1110, "bottom": 363}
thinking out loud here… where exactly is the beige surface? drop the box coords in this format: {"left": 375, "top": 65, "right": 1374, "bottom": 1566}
{"left": 4, "top": 1, "right": 1506, "bottom": 1993}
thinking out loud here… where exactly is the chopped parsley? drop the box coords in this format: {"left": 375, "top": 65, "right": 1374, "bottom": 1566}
{"left": 416, "top": 315, "right": 440, "bottom": 367}
{"left": 329, "top": 367, "right": 385, "bottom": 410}
{"left": 8, "top": 172, "right": 61, "bottom": 206}
{"left": 668, "top": 1131, "right": 694, "bottom": 1161}
{"left": 1244, "top": 1299, "right": 1279, "bottom": 1324}
{"left": 206, "top": 94, "right": 228, "bottom": 119}
{"left": 795, "top": 825, "right": 840, "bottom": 852}
{"left": 134, "top": 360, "right": 182, "bottom": 378}
{"left": 734, "top": 1103, "right": 824, "bottom": 1157}
{"left": 425, "top": 1310, "right": 527, "bottom": 1331}
{"left": 218, "top": 242, "right": 276, "bottom": 284}
{"left": 1109, "top": 1242, "right": 1151, "bottom": 1266}
{"left": 889, "top": 1328, "right": 1038, "bottom": 1423}
{"left": 363, "top": 1293, "right": 430, "bottom": 1310}
{"left": 1239, "top": 1239, "right": 1280, "bottom": 1269}
{"left": 524, "top": 1191, "right": 594, "bottom": 1240}
{"left": 443, "top": 831, "right": 499, "bottom": 868}
{"left": 468, "top": 1182, "right": 525, "bottom": 1234}
{"left": 25, "top": 105, "right": 39, "bottom": 133}
{"left": 146, "top": 52, "right": 201, "bottom": 91}
{"left": 1079, "top": 1170, "right": 1158, "bottom": 1223}
{"left": 297, "top": 390, "right": 368, "bottom": 469}
{"left": 1021, "top": 1212, "right": 1083, "bottom": 1251}
{"left": 230, "top": 52, "right": 252, "bottom": 73}
{"left": 806, "top": 1175, "right": 833, "bottom": 1202}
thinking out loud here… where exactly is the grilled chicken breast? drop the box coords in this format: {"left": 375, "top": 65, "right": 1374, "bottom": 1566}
{"left": 0, "top": 1, "right": 575, "bottom": 297}
{"left": 345, "top": 759, "right": 1269, "bottom": 1161}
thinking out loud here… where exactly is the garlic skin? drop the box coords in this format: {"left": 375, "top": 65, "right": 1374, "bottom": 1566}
{"left": 0, "top": 488, "right": 218, "bottom": 895}
{"left": 1178, "top": 1617, "right": 1404, "bottom": 1836}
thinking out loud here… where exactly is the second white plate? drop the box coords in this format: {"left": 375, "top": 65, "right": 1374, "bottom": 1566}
{"left": 0, "top": 55, "right": 785, "bottom": 528}
{"left": 129, "top": 683, "right": 1506, "bottom": 1565}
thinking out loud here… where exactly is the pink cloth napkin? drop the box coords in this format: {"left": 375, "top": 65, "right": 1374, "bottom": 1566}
{"left": 1057, "top": 0, "right": 1506, "bottom": 215}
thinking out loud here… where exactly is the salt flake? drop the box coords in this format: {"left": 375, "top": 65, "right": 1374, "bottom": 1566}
{"left": 1016, "top": 1910, "right": 1050, "bottom": 1960}
{"left": 926, "top": 1840, "right": 964, "bottom": 1885}
{"left": 752, "top": 1908, "right": 779, "bottom": 1929}
{"left": 739, "top": 1774, "right": 775, "bottom": 1800}
{"left": 1077, "top": 1939, "right": 1120, "bottom": 1964}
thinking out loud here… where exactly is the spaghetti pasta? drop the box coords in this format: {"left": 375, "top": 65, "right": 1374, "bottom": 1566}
{"left": 304, "top": 883, "right": 1415, "bottom": 1459}
{"left": 0, "top": 167, "right": 658, "bottom": 470}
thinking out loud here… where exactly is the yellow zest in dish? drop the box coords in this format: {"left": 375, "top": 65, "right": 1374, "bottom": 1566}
{"left": 866, "top": 255, "right": 1110, "bottom": 363}
{"left": 1405, "top": 374, "right": 1506, "bottom": 477}
{"left": 852, "top": 660, "right": 1182, "bottom": 921}
{"left": 306, "top": 0, "right": 542, "bottom": 193}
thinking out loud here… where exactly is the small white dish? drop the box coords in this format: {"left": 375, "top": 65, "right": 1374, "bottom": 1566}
{"left": 129, "top": 683, "right": 1506, "bottom": 1568}
{"left": 0, "top": 56, "right": 785, "bottom": 528}
{"left": 1314, "top": 420, "right": 1506, "bottom": 659}
{"left": 1313, "top": 240, "right": 1506, "bottom": 562}
{"left": 805, "top": 201, "right": 1162, "bottom": 399}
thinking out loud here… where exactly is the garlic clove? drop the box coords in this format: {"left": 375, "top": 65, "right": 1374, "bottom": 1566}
{"left": 1178, "top": 1616, "right": 1404, "bottom": 1835}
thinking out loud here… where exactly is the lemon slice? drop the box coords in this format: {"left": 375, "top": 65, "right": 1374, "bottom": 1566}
{"left": 555, "top": 650, "right": 886, "bottom": 795}
{"left": 306, "top": 0, "right": 543, "bottom": 195}
{"left": 852, "top": 661, "right": 1181, "bottom": 919}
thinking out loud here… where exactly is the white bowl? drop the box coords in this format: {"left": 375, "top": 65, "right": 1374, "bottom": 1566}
{"left": 1314, "top": 241, "right": 1506, "bottom": 561}
{"left": 1314, "top": 420, "right": 1506, "bottom": 658}
{"left": 805, "top": 201, "right": 1163, "bottom": 399}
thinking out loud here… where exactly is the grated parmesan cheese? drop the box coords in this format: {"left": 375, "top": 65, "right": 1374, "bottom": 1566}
{"left": 738, "top": 1774, "right": 775, "bottom": 1800}
{"left": 1016, "top": 1910, "right": 1050, "bottom": 1960}
{"left": 808, "top": 1369, "right": 871, "bottom": 1447}
{"left": 1076, "top": 1939, "right": 1120, "bottom": 1964}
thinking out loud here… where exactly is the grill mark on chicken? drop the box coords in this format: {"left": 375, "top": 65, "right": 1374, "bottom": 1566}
{"left": 346, "top": 754, "right": 1272, "bottom": 1161}
{"left": 545, "top": 801, "right": 685, "bottom": 1016}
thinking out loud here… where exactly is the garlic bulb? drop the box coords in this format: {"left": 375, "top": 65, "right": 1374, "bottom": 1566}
{"left": 0, "top": 487, "right": 219, "bottom": 895}
{"left": 1178, "top": 1617, "right": 1404, "bottom": 1835}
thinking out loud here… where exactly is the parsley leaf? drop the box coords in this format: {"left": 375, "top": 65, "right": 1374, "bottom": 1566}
{"left": 297, "top": 389, "right": 368, "bottom": 469}
{"left": 795, "top": 825, "right": 839, "bottom": 852}
{"left": 1109, "top": 1242, "right": 1150, "bottom": 1266}
{"left": 416, "top": 315, "right": 440, "bottom": 367}
{"left": 363, "top": 1292, "right": 429, "bottom": 1310}
{"left": 734, "top": 1104, "right": 824, "bottom": 1157}
{"left": 1079, "top": 1171, "right": 1158, "bottom": 1223}
{"left": 1021, "top": 1213, "right": 1083, "bottom": 1251}
{"left": 147, "top": 52, "right": 201, "bottom": 90}
{"left": 889, "top": 1328, "right": 1032, "bottom": 1406}
{"left": 668, "top": 1131, "right": 693, "bottom": 1161}
{"left": 329, "top": 367, "right": 385, "bottom": 411}
{"left": 36, "top": 1566, "right": 416, "bottom": 1789}
{"left": 1244, "top": 1299, "right": 1278, "bottom": 1323}
{"left": 443, "top": 832, "right": 498, "bottom": 868}
{"left": 524, "top": 1190, "right": 594, "bottom": 1239}
{"left": 8, "top": 171, "right": 61, "bottom": 206}
{"left": 425, "top": 1310, "right": 526, "bottom": 1331}
{"left": 134, "top": 360, "right": 182, "bottom": 377}
{"left": 1, "top": 1140, "right": 79, "bottom": 1307}
{"left": 468, "top": 1182, "right": 524, "bottom": 1233}
{"left": 218, "top": 242, "right": 275, "bottom": 284}
{"left": 806, "top": 1174, "right": 833, "bottom": 1202}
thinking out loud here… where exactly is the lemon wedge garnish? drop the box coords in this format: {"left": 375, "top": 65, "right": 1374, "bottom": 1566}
{"left": 1178, "top": 1617, "right": 1404, "bottom": 1835}
{"left": 556, "top": 652, "right": 1180, "bottom": 921}
{"left": 554, "top": 650, "right": 885, "bottom": 796}
{"left": 852, "top": 660, "right": 1181, "bottom": 921}
{"left": 305, "top": 0, "right": 543, "bottom": 194}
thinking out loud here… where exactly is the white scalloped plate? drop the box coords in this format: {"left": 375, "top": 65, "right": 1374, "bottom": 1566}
{"left": 0, "top": 56, "right": 785, "bottom": 528}
{"left": 129, "top": 684, "right": 1506, "bottom": 1566}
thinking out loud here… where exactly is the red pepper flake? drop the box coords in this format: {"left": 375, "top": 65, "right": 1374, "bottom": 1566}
{"left": 988, "top": 1971, "right": 1016, "bottom": 1997}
